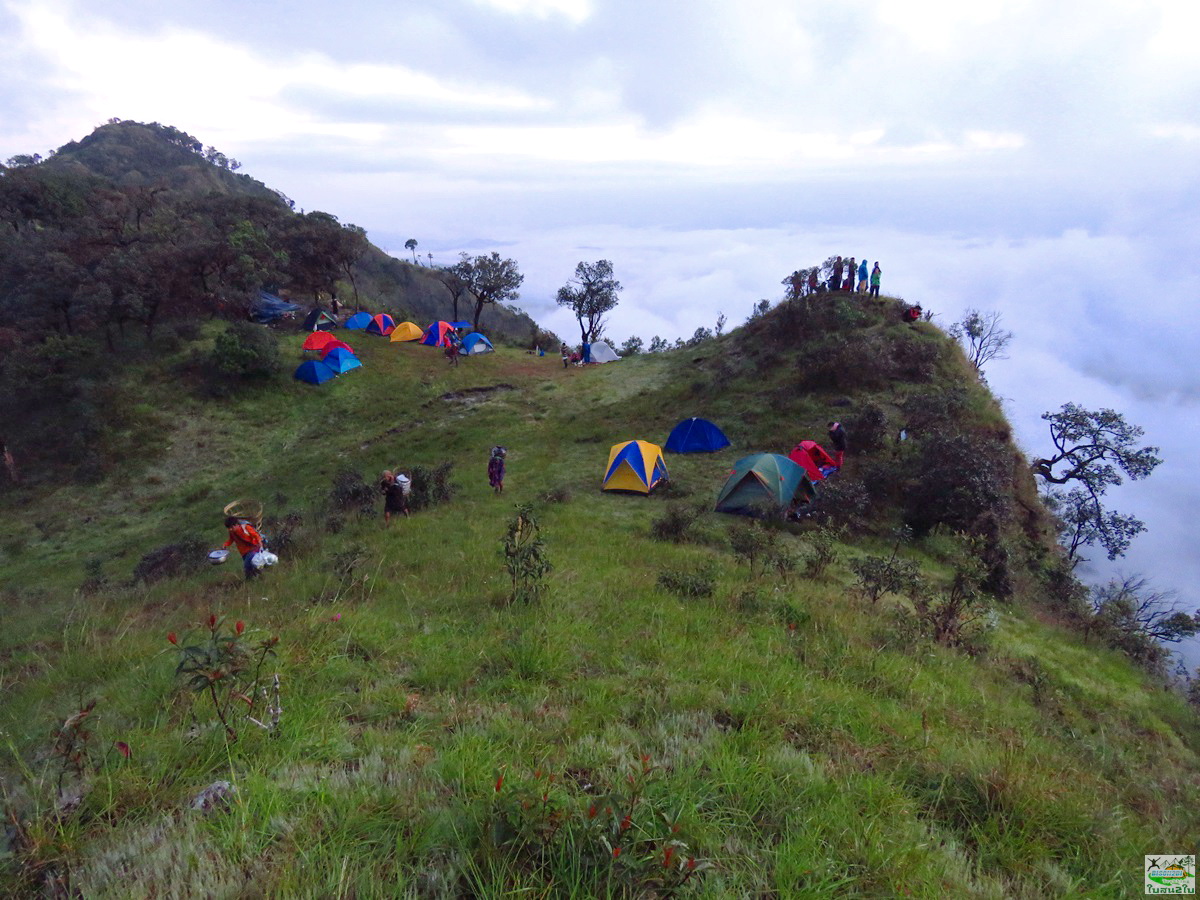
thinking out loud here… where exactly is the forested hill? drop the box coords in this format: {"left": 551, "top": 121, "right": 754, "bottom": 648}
{"left": 0, "top": 120, "right": 549, "bottom": 482}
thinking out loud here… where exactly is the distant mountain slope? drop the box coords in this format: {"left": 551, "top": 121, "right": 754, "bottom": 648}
{"left": 40, "top": 120, "right": 546, "bottom": 342}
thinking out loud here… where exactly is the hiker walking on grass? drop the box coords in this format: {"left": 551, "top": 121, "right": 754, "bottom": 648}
{"left": 380, "top": 470, "right": 410, "bottom": 524}
{"left": 488, "top": 446, "right": 507, "bottom": 494}
{"left": 561, "top": 342, "right": 570, "bottom": 368}
{"left": 827, "top": 421, "right": 848, "bottom": 468}
{"left": 223, "top": 516, "right": 264, "bottom": 581}
{"left": 870, "top": 262, "right": 881, "bottom": 297}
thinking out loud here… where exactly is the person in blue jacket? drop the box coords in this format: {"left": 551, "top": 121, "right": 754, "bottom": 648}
{"left": 858, "top": 258, "right": 869, "bottom": 287}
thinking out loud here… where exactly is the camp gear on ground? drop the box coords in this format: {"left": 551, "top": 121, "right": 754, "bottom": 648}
{"left": 344, "top": 312, "right": 373, "bottom": 329}
{"left": 389, "top": 321, "right": 424, "bottom": 342}
{"left": 665, "top": 417, "right": 730, "bottom": 453}
{"left": 294, "top": 360, "right": 338, "bottom": 384}
{"left": 250, "top": 291, "right": 301, "bottom": 324}
{"left": 715, "top": 453, "right": 816, "bottom": 515}
{"left": 602, "top": 440, "right": 668, "bottom": 494}
{"left": 366, "top": 313, "right": 396, "bottom": 336}
{"left": 461, "top": 333, "right": 494, "bottom": 354}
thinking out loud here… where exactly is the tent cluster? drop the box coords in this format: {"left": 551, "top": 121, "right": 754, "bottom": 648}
{"left": 295, "top": 331, "right": 363, "bottom": 385}
{"left": 600, "top": 416, "right": 840, "bottom": 517}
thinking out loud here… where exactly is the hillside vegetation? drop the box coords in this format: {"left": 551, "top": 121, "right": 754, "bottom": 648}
{"left": 2, "top": 290, "right": 1197, "bottom": 898}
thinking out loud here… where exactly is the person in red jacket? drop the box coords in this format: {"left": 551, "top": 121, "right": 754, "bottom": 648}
{"left": 223, "top": 516, "right": 264, "bottom": 580}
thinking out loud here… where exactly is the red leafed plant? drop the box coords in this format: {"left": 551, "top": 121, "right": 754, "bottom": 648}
{"left": 169, "top": 616, "right": 280, "bottom": 741}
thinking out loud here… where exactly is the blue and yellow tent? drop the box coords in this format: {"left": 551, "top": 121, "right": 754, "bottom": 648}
{"left": 714, "top": 453, "right": 815, "bottom": 515}
{"left": 602, "top": 440, "right": 669, "bottom": 494}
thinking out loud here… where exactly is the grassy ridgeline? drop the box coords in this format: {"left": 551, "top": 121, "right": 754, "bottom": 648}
{"left": 1, "top": 303, "right": 1198, "bottom": 897}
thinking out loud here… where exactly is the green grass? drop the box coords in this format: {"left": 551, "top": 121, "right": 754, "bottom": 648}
{"left": 2, "top": 313, "right": 1198, "bottom": 897}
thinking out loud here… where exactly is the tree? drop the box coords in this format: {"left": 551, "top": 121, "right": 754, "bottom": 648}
{"left": 949, "top": 309, "right": 1012, "bottom": 375}
{"left": 405, "top": 238, "right": 418, "bottom": 263}
{"left": 1043, "top": 486, "right": 1146, "bottom": 566}
{"left": 555, "top": 259, "right": 621, "bottom": 344}
{"left": 714, "top": 312, "right": 727, "bottom": 337}
{"left": 648, "top": 336, "right": 669, "bottom": 353}
{"left": 456, "top": 252, "right": 524, "bottom": 333}
{"left": 1089, "top": 575, "right": 1200, "bottom": 671}
{"left": 746, "top": 299, "right": 771, "bottom": 321}
{"left": 619, "top": 335, "right": 643, "bottom": 356}
{"left": 1033, "top": 404, "right": 1161, "bottom": 564}
{"left": 686, "top": 326, "right": 713, "bottom": 347}
{"left": 435, "top": 259, "right": 472, "bottom": 322}
{"left": 1032, "top": 404, "right": 1161, "bottom": 489}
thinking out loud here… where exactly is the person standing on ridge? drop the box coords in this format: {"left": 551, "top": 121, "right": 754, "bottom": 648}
{"left": 223, "top": 515, "right": 264, "bottom": 581}
{"left": 827, "top": 421, "right": 848, "bottom": 468}
{"left": 831, "top": 256, "right": 843, "bottom": 292}
{"left": 846, "top": 258, "right": 856, "bottom": 291}
{"left": 858, "top": 258, "right": 869, "bottom": 288}
{"left": 869, "top": 262, "right": 881, "bottom": 298}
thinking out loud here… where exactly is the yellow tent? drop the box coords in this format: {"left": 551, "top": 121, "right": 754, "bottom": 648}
{"left": 602, "top": 440, "right": 669, "bottom": 494}
{"left": 389, "top": 321, "right": 424, "bottom": 342}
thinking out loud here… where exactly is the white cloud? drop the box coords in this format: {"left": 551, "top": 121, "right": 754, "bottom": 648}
{"left": 473, "top": 0, "right": 592, "bottom": 23}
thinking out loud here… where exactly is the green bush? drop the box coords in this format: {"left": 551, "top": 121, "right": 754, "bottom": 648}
{"left": 210, "top": 321, "right": 280, "bottom": 379}
{"left": 657, "top": 564, "right": 716, "bottom": 599}
{"left": 409, "top": 461, "right": 456, "bottom": 510}
{"left": 650, "top": 503, "right": 700, "bottom": 543}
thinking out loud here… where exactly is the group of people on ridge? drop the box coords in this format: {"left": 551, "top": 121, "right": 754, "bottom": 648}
{"left": 807, "top": 258, "right": 881, "bottom": 296}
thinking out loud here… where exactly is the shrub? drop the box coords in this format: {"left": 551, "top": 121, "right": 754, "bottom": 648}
{"left": 329, "top": 470, "right": 376, "bottom": 516}
{"left": 650, "top": 503, "right": 700, "bottom": 543}
{"left": 903, "top": 429, "right": 1012, "bottom": 536}
{"left": 409, "top": 462, "right": 456, "bottom": 510}
{"left": 210, "top": 321, "right": 280, "bottom": 379}
{"left": 801, "top": 526, "right": 839, "bottom": 578}
{"left": 133, "top": 538, "right": 208, "bottom": 583}
{"left": 729, "top": 520, "right": 778, "bottom": 577}
{"left": 501, "top": 504, "right": 552, "bottom": 605}
{"left": 843, "top": 403, "right": 889, "bottom": 453}
{"left": 810, "top": 477, "right": 870, "bottom": 530}
{"left": 889, "top": 331, "right": 943, "bottom": 382}
{"left": 657, "top": 564, "right": 716, "bottom": 599}
{"left": 851, "top": 531, "right": 921, "bottom": 605}
{"left": 543, "top": 486, "right": 572, "bottom": 503}
{"left": 909, "top": 542, "right": 995, "bottom": 653}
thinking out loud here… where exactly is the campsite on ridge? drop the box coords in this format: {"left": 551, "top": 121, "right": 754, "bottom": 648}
{"left": 1, "top": 121, "right": 1198, "bottom": 898}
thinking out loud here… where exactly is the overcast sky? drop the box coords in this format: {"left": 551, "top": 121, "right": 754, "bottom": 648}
{"left": 3, "top": 0, "right": 1198, "bottom": 658}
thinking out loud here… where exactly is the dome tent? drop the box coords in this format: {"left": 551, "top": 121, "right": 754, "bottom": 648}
{"left": 421, "top": 321, "right": 456, "bottom": 347}
{"left": 294, "top": 360, "right": 338, "bottom": 385}
{"left": 344, "top": 312, "right": 372, "bottom": 329}
{"left": 322, "top": 347, "right": 362, "bottom": 374}
{"left": 366, "top": 313, "right": 396, "bottom": 336}
{"left": 589, "top": 340, "right": 620, "bottom": 363}
{"left": 302, "top": 331, "right": 337, "bottom": 352}
{"left": 715, "top": 453, "right": 815, "bottom": 515}
{"left": 665, "top": 417, "right": 730, "bottom": 453}
{"left": 389, "top": 321, "right": 424, "bottom": 342}
{"left": 602, "top": 440, "right": 669, "bottom": 494}
{"left": 461, "top": 333, "right": 494, "bottom": 354}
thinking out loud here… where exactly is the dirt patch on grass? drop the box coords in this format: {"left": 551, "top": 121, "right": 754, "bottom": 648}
{"left": 432, "top": 384, "right": 517, "bottom": 406}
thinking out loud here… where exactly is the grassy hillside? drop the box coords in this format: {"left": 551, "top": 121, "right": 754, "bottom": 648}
{"left": 2, "top": 297, "right": 1198, "bottom": 897}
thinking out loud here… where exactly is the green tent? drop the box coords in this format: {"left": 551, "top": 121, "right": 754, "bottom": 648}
{"left": 714, "top": 453, "right": 815, "bottom": 515}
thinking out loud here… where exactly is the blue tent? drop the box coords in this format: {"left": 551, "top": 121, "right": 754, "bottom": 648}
{"left": 322, "top": 347, "right": 362, "bottom": 374}
{"left": 250, "top": 290, "right": 301, "bottom": 324}
{"left": 461, "top": 332, "right": 494, "bottom": 355}
{"left": 344, "top": 312, "right": 372, "bottom": 330}
{"left": 294, "top": 360, "right": 338, "bottom": 385}
{"left": 665, "top": 417, "right": 731, "bottom": 453}
{"left": 450, "top": 320, "right": 472, "bottom": 329}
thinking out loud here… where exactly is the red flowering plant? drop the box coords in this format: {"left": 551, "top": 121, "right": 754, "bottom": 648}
{"left": 169, "top": 616, "right": 280, "bottom": 742}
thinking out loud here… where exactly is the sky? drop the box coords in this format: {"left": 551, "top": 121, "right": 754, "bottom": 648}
{"left": 3, "top": 0, "right": 1199, "bottom": 659}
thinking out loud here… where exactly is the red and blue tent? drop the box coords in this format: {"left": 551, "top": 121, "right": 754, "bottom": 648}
{"left": 421, "top": 321, "right": 455, "bottom": 347}
{"left": 366, "top": 313, "right": 396, "bottom": 336}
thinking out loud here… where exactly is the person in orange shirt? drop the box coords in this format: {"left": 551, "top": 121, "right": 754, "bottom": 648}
{"left": 223, "top": 516, "right": 264, "bottom": 580}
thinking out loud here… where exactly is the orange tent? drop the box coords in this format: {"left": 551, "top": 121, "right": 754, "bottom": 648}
{"left": 303, "top": 331, "right": 337, "bottom": 352}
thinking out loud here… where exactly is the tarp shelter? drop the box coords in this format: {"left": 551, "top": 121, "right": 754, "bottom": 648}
{"left": 302, "top": 331, "right": 337, "bottom": 353}
{"left": 322, "top": 347, "right": 362, "bottom": 374}
{"left": 250, "top": 291, "right": 301, "bottom": 324}
{"left": 461, "top": 333, "right": 494, "bottom": 355}
{"left": 303, "top": 308, "right": 338, "bottom": 331}
{"left": 602, "top": 440, "right": 669, "bottom": 494}
{"left": 797, "top": 440, "right": 838, "bottom": 474}
{"left": 366, "top": 313, "right": 396, "bottom": 336}
{"left": 294, "top": 360, "right": 338, "bottom": 385}
{"left": 344, "top": 312, "right": 372, "bottom": 330}
{"left": 665, "top": 417, "right": 730, "bottom": 454}
{"left": 715, "top": 453, "right": 815, "bottom": 515}
{"left": 787, "top": 444, "right": 825, "bottom": 482}
{"left": 590, "top": 341, "right": 620, "bottom": 363}
{"left": 389, "top": 321, "right": 424, "bottom": 342}
{"left": 320, "top": 339, "right": 354, "bottom": 358}
{"left": 421, "top": 321, "right": 455, "bottom": 347}
{"left": 450, "top": 320, "right": 471, "bottom": 329}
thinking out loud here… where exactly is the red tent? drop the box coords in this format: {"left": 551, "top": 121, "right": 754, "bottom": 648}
{"left": 421, "top": 321, "right": 455, "bottom": 347}
{"left": 303, "top": 331, "right": 337, "bottom": 352}
{"left": 799, "top": 440, "right": 838, "bottom": 469}
{"left": 787, "top": 444, "right": 826, "bottom": 481}
{"left": 320, "top": 340, "right": 354, "bottom": 358}
{"left": 367, "top": 313, "right": 396, "bottom": 336}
